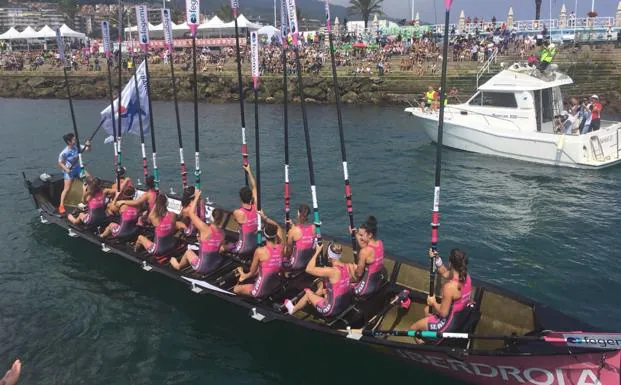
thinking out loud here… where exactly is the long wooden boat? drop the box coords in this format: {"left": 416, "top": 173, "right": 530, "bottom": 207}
{"left": 24, "top": 173, "right": 620, "bottom": 385}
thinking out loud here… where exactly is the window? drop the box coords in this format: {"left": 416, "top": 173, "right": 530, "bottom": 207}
{"left": 468, "top": 92, "right": 482, "bottom": 106}
{"left": 480, "top": 92, "right": 518, "bottom": 108}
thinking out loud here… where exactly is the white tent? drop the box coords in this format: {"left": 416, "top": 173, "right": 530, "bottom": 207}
{"left": 124, "top": 23, "right": 157, "bottom": 33}
{"left": 18, "top": 26, "right": 38, "bottom": 39}
{"left": 59, "top": 24, "right": 86, "bottom": 39}
{"left": 198, "top": 15, "right": 227, "bottom": 30}
{"left": 0, "top": 27, "right": 21, "bottom": 40}
{"left": 35, "top": 25, "right": 57, "bottom": 39}
{"left": 257, "top": 25, "right": 281, "bottom": 41}
{"left": 223, "top": 14, "right": 261, "bottom": 30}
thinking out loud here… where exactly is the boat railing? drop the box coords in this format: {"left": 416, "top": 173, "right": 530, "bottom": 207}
{"left": 447, "top": 105, "right": 524, "bottom": 131}
{"left": 476, "top": 50, "right": 497, "bottom": 89}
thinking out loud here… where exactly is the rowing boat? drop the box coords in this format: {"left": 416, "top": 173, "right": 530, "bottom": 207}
{"left": 23, "top": 173, "right": 621, "bottom": 385}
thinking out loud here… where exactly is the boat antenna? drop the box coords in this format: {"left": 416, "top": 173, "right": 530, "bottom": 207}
{"left": 101, "top": 21, "right": 119, "bottom": 190}
{"left": 231, "top": 0, "right": 249, "bottom": 185}
{"left": 250, "top": 31, "right": 263, "bottom": 246}
{"left": 55, "top": 28, "right": 85, "bottom": 181}
{"left": 429, "top": 0, "right": 453, "bottom": 312}
{"left": 136, "top": 4, "right": 160, "bottom": 193}
{"left": 324, "top": 0, "right": 357, "bottom": 262}
{"left": 162, "top": 8, "right": 187, "bottom": 190}
{"left": 187, "top": 0, "right": 201, "bottom": 190}
{"left": 280, "top": 0, "right": 291, "bottom": 233}
{"left": 116, "top": 0, "right": 124, "bottom": 192}
{"left": 285, "top": 0, "right": 324, "bottom": 263}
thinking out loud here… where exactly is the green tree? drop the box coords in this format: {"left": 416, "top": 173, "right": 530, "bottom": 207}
{"left": 59, "top": 0, "right": 77, "bottom": 28}
{"left": 347, "top": 0, "right": 383, "bottom": 29}
{"left": 216, "top": 3, "right": 233, "bottom": 22}
{"left": 535, "top": 0, "right": 542, "bottom": 20}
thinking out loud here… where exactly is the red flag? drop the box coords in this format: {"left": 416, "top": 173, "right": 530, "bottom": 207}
{"left": 444, "top": 0, "right": 453, "bottom": 10}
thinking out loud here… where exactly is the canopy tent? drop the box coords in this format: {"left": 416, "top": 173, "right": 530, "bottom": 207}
{"left": 59, "top": 24, "right": 86, "bottom": 39}
{"left": 18, "top": 26, "right": 38, "bottom": 39}
{"left": 35, "top": 25, "right": 56, "bottom": 39}
{"left": 222, "top": 14, "right": 261, "bottom": 30}
{"left": 0, "top": 27, "right": 21, "bottom": 40}
{"left": 198, "top": 15, "right": 227, "bottom": 30}
{"left": 257, "top": 25, "right": 281, "bottom": 41}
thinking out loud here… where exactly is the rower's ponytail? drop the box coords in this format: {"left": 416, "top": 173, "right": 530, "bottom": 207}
{"left": 449, "top": 248, "right": 468, "bottom": 283}
{"left": 360, "top": 215, "right": 378, "bottom": 238}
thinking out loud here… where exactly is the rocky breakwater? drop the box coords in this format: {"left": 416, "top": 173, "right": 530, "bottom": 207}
{"left": 0, "top": 71, "right": 407, "bottom": 105}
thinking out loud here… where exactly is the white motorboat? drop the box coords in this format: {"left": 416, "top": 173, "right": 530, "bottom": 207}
{"left": 405, "top": 62, "right": 621, "bottom": 169}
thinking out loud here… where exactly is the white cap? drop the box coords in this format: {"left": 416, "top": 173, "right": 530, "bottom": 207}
{"left": 591, "top": 94, "right": 599, "bottom": 99}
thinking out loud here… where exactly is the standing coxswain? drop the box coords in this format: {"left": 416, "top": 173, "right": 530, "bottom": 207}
{"left": 57, "top": 133, "right": 92, "bottom": 214}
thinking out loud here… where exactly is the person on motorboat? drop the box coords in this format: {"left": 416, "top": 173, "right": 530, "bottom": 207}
{"left": 223, "top": 164, "right": 258, "bottom": 257}
{"left": 350, "top": 216, "right": 385, "bottom": 296}
{"left": 180, "top": 186, "right": 206, "bottom": 238}
{"left": 133, "top": 194, "right": 185, "bottom": 255}
{"left": 58, "top": 133, "right": 91, "bottom": 214}
{"left": 283, "top": 242, "right": 354, "bottom": 317}
{"left": 538, "top": 41, "right": 556, "bottom": 72}
{"left": 114, "top": 175, "right": 157, "bottom": 224}
{"left": 409, "top": 248, "right": 472, "bottom": 342}
{"left": 98, "top": 186, "right": 140, "bottom": 239}
{"left": 284, "top": 203, "right": 316, "bottom": 270}
{"left": 590, "top": 95, "right": 603, "bottom": 132}
{"left": 170, "top": 191, "right": 226, "bottom": 274}
{"left": 424, "top": 85, "right": 435, "bottom": 112}
{"left": 67, "top": 177, "right": 106, "bottom": 227}
{"left": 104, "top": 167, "right": 134, "bottom": 216}
{"left": 233, "top": 215, "right": 284, "bottom": 298}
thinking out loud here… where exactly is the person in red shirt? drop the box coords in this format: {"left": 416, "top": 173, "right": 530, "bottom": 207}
{"left": 590, "top": 95, "right": 603, "bottom": 131}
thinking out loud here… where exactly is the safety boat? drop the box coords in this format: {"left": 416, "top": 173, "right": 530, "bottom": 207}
{"left": 405, "top": 62, "right": 621, "bottom": 169}
{"left": 24, "top": 174, "right": 621, "bottom": 385}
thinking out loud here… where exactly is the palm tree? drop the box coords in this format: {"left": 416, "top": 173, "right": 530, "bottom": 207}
{"left": 348, "top": 0, "right": 383, "bottom": 29}
{"left": 535, "top": 0, "right": 542, "bottom": 20}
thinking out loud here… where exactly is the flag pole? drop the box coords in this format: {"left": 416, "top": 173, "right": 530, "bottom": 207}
{"left": 429, "top": 0, "right": 453, "bottom": 312}
{"left": 286, "top": 0, "right": 324, "bottom": 264}
{"left": 231, "top": 0, "right": 249, "bottom": 185}
{"left": 116, "top": 0, "right": 124, "bottom": 192}
{"left": 102, "top": 21, "right": 118, "bottom": 188}
{"left": 162, "top": 8, "right": 187, "bottom": 190}
{"left": 280, "top": 0, "right": 291, "bottom": 233}
{"left": 186, "top": 0, "right": 201, "bottom": 190}
{"left": 136, "top": 4, "right": 159, "bottom": 192}
{"left": 250, "top": 31, "right": 262, "bottom": 246}
{"left": 325, "top": 0, "right": 357, "bottom": 262}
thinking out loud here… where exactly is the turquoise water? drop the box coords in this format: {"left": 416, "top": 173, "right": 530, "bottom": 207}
{"left": 1, "top": 98, "right": 620, "bottom": 384}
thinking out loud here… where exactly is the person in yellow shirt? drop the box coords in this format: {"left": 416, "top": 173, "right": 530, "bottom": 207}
{"left": 424, "top": 85, "right": 435, "bottom": 111}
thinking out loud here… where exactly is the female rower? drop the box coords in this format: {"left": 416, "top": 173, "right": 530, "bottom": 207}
{"left": 224, "top": 164, "right": 258, "bottom": 257}
{"left": 170, "top": 191, "right": 226, "bottom": 274}
{"left": 98, "top": 186, "right": 139, "bottom": 239}
{"left": 284, "top": 203, "right": 316, "bottom": 270}
{"left": 283, "top": 243, "right": 354, "bottom": 316}
{"left": 58, "top": 133, "right": 91, "bottom": 214}
{"left": 133, "top": 194, "right": 185, "bottom": 255}
{"left": 233, "top": 213, "right": 284, "bottom": 298}
{"left": 115, "top": 175, "right": 157, "bottom": 223}
{"left": 350, "top": 216, "right": 385, "bottom": 296}
{"left": 409, "top": 248, "right": 472, "bottom": 342}
{"left": 180, "top": 186, "right": 206, "bottom": 238}
{"left": 104, "top": 167, "right": 134, "bottom": 215}
{"left": 67, "top": 177, "right": 106, "bottom": 227}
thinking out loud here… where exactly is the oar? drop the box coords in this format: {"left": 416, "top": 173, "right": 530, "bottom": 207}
{"left": 324, "top": 0, "right": 357, "bottom": 262}
{"left": 351, "top": 329, "right": 621, "bottom": 350}
{"left": 285, "top": 0, "right": 324, "bottom": 264}
{"left": 162, "top": 9, "right": 187, "bottom": 190}
{"left": 116, "top": 0, "right": 124, "bottom": 192}
{"left": 230, "top": 0, "right": 249, "bottom": 186}
{"left": 250, "top": 31, "right": 263, "bottom": 247}
{"left": 280, "top": 0, "right": 291, "bottom": 232}
{"left": 130, "top": 56, "right": 148, "bottom": 184}
{"left": 101, "top": 21, "right": 118, "bottom": 189}
{"left": 136, "top": 4, "right": 159, "bottom": 192}
{"left": 428, "top": 0, "right": 454, "bottom": 313}
{"left": 56, "top": 28, "right": 85, "bottom": 180}
{"left": 188, "top": 4, "right": 201, "bottom": 190}
{"left": 67, "top": 119, "right": 105, "bottom": 169}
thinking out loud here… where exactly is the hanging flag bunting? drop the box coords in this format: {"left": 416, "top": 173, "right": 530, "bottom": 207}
{"left": 55, "top": 28, "right": 65, "bottom": 64}
{"left": 285, "top": 0, "right": 299, "bottom": 46}
{"left": 136, "top": 4, "right": 150, "bottom": 48}
{"left": 101, "top": 21, "right": 111, "bottom": 57}
{"left": 250, "top": 31, "right": 259, "bottom": 88}
{"left": 186, "top": 0, "right": 200, "bottom": 36}
{"left": 100, "top": 61, "right": 150, "bottom": 142}
{"left": 230, "top": 0, "right": 239, "bottom": 18}
{"left": 162, "top": 8, "right": 174, "bottom": 50}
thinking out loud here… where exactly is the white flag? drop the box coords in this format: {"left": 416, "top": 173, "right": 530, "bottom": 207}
{"left": 101, "top": 20, "right": 111, "bottom": 57}
{"left": 100, "top": 61, "right": 150, "bottom": 141}
{"left": 280, "top": 0, "right": 288, "bottom": 42}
